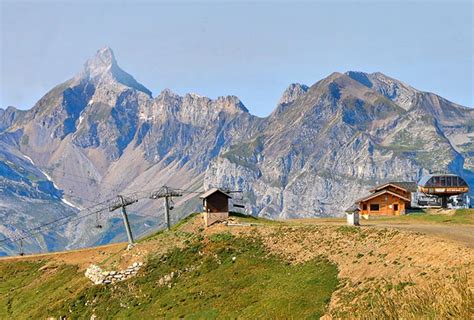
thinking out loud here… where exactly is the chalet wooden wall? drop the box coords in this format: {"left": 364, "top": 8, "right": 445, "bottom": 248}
{"left": 359, "top": 193, "right": 407, "bottom": 216}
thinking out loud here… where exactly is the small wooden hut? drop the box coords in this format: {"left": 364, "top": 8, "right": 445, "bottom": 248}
{"left": 199, "top": 188, "right": 232, "bottom": 226}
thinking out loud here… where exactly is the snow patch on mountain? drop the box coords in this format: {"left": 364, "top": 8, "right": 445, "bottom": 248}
{"left": 22, "top": 153, "right": 81, "bottom": 210}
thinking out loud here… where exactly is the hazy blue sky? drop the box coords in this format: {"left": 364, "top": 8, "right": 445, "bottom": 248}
{"left": 1, "top": 0, "right": 472, "bottom": 116}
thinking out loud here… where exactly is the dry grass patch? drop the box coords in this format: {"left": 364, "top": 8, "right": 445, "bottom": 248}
{"left": 255, "top": 224, "right": 473, "bottom": 319}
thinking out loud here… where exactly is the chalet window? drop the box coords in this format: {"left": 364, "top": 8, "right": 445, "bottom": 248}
{"left": 370, "top": 204, "right": 379, "bottom": 211}
{"left": 362, "top": 204, "right": 367, "bottom": 210}
{"left": 394, "top": 204, "right": 399, "bottom": 211}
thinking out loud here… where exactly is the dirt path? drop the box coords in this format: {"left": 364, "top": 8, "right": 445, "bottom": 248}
{"left": 363, "top": 222, "right": 474, "bottom": 248}
{"left": 0, "top": 218, "right": 202, "bottom": 269}
{"left": 0, "top": 242, "right": 127, "bottom": 268}
{"left": 286, "top": 217, "right": 474, "bottom": 248}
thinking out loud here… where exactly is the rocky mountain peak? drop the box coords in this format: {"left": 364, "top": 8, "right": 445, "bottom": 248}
{"left": 215, "top": 95, "right": 249, "bottom": 113}
{"left": 80, "top": 47, "right": 152, "bottom": 96}
{"left": 278, "top": 83, "right": 309, "bottom": 106}
{"left": 269, "top": 83, "right": 310, "bottom": 117}
{"left": 83, "top": 47, "right": 117, "bottom": 78}
{"left": 0, "top": 106, "right": 19, "bottom": 132}
{"left": 157, "top": 88, "right": 181, "bottom": 100}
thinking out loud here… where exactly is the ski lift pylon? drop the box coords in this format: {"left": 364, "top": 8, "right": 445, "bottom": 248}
{"left": 95, "top": 211, "right": 103, "bottom": 229}
{"left": 18, "top": 239, "right": 25, "bottom": 256}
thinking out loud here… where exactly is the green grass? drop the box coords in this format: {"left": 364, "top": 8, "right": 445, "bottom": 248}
{"left": 0, "top": 234, "right": 338, "bottom": 319}
{"left": 0, "top": 260, "right": 89, "bottom": 319}
{"left": 221, "top": 136, "right": 264, "bottom": 158}
{"left": 171, "top": 212, "right": 200, "bottom": 231}
{"left": 137, "top": 213, "right": 201, "bottom": 244}
{"left": 229, "top": 211, "right": 281, "bottom": 225}
{"left": 220, "top": 136, "right": 264, "bottom": 172}
{"left": 336, "top": 226, "right": 361, "bottom": 234}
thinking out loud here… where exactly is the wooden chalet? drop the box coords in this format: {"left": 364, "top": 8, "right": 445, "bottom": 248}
{"left": 356, "top": 182, "right": 416, "bottom": 216}
{"left": 199, "top": 188, "right": 232, "bottom": 226}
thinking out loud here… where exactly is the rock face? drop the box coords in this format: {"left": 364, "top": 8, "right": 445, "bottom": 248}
{"left": 1, "top": 47, "right": 473, "bottom": 255}
{"left": 0, "top": 135, "right": 78, "bottom": 256}
{"left": 0, "top": 47, "right": 261, "bottom": 255}
{"left": 274, "top": 83, "right": 309, "bottom": 115}
{"left": 204, "top": 72, "right": 474, "bottom": 218}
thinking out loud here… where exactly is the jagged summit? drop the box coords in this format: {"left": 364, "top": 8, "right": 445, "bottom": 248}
{"left": 270, "top": 83, "right": 309, "bottom": 117}
{"left": 80, "top": 47, "right": 152, "bottom": 96}
{"left": 82, "top": 47, "right": 117, "bottom": 77}
{"left": 216, "top": 95, "right": 249, "bottom": 113}
{"left": 278, "top": 83, "right": 309, "bottom": 106}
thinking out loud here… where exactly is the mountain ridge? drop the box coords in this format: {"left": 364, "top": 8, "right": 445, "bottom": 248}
{"left": 1, "top": 47, "right": 472, "bottom": 254}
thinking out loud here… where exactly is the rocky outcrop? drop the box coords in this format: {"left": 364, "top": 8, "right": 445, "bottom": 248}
{"left": 0, "top": 106, "right": 21, "bottom": 132}
{"left": 278, "top": 83, "right": 309, "bottom": 105}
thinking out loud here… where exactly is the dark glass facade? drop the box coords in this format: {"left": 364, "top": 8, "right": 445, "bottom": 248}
{"left": 421, "top": 175, "right": 468, "bottom": 188}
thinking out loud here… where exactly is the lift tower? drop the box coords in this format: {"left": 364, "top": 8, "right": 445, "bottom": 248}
{"left": 150, "top": 186, "right": 183, "bottom": 230}
{"left": 109, "top": 195, "right": 138, "bottom": 249}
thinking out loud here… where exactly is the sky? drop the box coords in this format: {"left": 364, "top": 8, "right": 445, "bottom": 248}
{"left": 1, "top": 0, "right": 473, "bottom": 117}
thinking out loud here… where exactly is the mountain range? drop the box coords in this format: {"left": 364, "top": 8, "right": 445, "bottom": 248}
{"left": 1, "top": 47, "right": 473, "bottom": 255}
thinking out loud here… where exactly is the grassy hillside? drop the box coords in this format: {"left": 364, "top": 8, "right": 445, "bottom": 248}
{"left": 0, "top": 211, "right": 472, "bottom": 319}
{"left": 0, "top": 229, "right": 337, "bottom": 319}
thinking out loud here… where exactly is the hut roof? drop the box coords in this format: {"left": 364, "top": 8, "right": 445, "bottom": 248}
{"left": 370, "top": 181, "right": 417, "bottom": 193}
{"left": 356, "top": 189, "right": 411, "bottom": 203}
{"left": 199, "top": 188, "right": 232, "bottom": 199}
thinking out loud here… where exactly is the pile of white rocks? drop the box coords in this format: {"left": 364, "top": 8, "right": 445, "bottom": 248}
{"left": 85, "top": 262, "right": 143, "bottom": 285}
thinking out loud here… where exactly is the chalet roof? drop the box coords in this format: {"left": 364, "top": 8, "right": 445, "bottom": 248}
{"left": 199, "top": 188, "right": 232, "bottom": 199}
{"left": 370, "top": 181, "right": 417, "bottom": 193}
{"left": 356, "top": 189, "right": 411, "bottom": 203}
